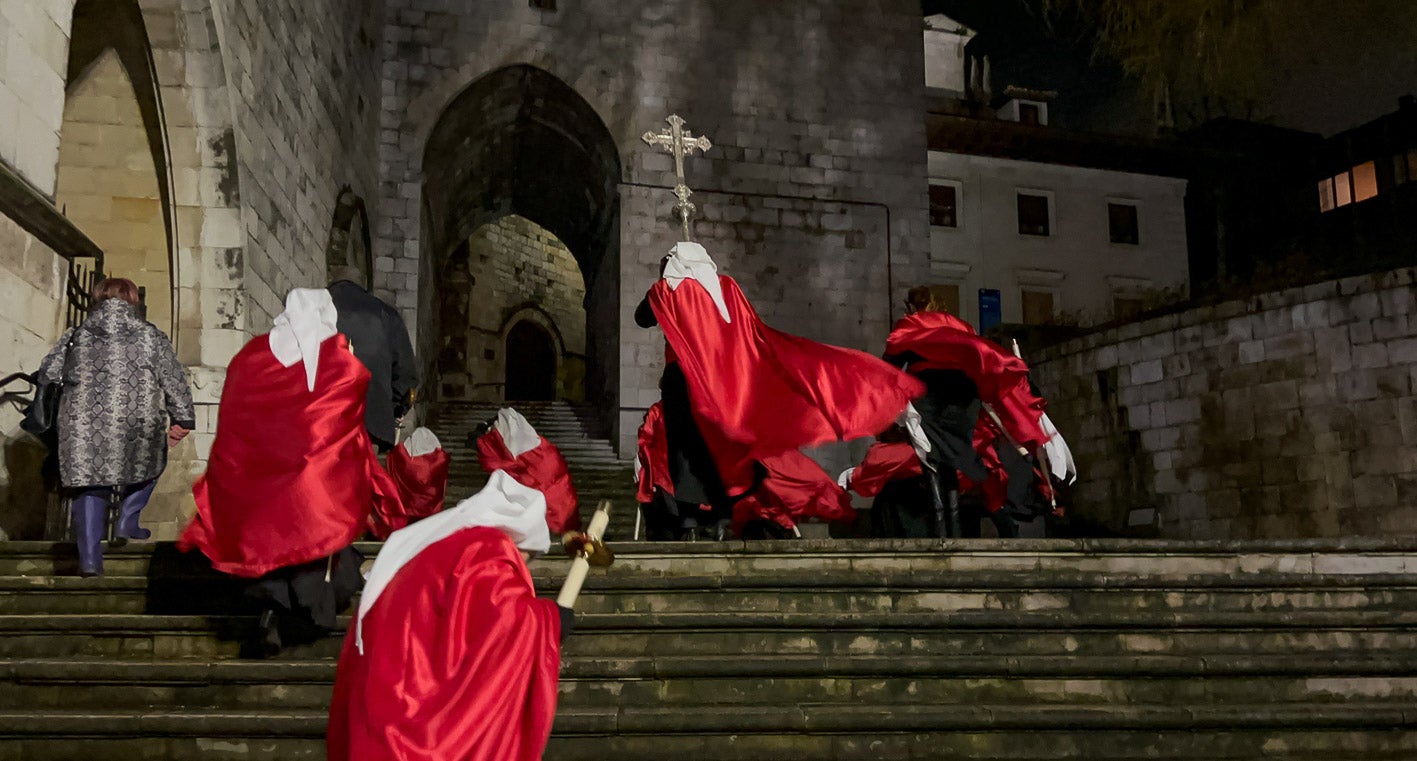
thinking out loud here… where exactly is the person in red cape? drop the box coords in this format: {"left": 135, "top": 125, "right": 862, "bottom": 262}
{"left": 328, "top": 470, "right": 571, "bottom": 761}
{"left": 881, "top": 286, "right": 1052, "bottom": 537}
{"left": 634, "top": 241, "right": 923, "bottom": 540}
{"left": 634, "top": 402, "right": 692, "bottom": 541}
{"left": 732, "top": 450, "right": 857, "bottom": 539}
{"left": 475, "top": 407, "right": 581, "bottom": 534}
{"left": 838, "top": 428, "right": 933, "bottom": 538}
{"left": 179, "top": 288, "right": 402, "bottom": 655}
{"left": 375, "top": 426, "right": 451, "bottom": 539}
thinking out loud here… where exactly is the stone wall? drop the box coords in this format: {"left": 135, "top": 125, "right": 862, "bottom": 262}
{"left": 0, "top": 1, "right": 72, "bottom": 193}
{"left": 211, "top": 0, "right": 386, "bottom": 332}
{"left": 373, "top": 0, "right": 930, "bottom": 453}
{"left": 0, "top": 216, "right": 68, "bottom": 540}
{"left": 1032, "top": 267, "right": 1417, "bottom": 539}
{"left": 463, "top": 216, "right": 585, "bottom": 402}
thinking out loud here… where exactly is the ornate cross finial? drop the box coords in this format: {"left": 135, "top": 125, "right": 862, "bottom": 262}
{"left": 642, "top": 114, "right": 712, "bottom": 241}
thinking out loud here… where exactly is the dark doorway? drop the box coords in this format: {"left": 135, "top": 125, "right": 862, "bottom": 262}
{"left": 505, "top": 321, "right": 557, "bottom": 401}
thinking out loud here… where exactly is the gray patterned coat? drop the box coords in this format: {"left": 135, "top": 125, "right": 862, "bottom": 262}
{"left": 37, "top": 299, "right": 196, "bottom": 488}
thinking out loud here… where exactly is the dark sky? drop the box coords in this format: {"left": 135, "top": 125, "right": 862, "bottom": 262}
{"left": 921, "top": 0, "right": 1417, "bottom": 137}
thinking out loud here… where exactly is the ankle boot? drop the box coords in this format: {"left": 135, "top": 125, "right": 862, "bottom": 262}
{"left": 71, "top": 494, "right": 108, "bottom": 577}
{"left": 110, "top": 481, "right": 156, "bottom": 547}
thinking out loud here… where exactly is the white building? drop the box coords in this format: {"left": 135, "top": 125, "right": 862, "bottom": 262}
{"left": 923, "top": 15, "right": 1190, "bottom": 329}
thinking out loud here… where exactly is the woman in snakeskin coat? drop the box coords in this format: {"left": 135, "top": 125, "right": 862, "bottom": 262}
{"left": 37, "top": 278, "right": 195, "bottom": 576}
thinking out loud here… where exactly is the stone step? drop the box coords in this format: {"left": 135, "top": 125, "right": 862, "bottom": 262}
{"left": 0, "top": 705, "right": 1411, "bottom": 748}
{"left": 2, "top": 539, "right": 1415, "bottom": 576}
{"left": 5, "top": 575, "right": 1417, "bottom": 616}
{"left": 0, "top": 612, "right": 1414, "bottom": 661}
{"left": 0, "top": 655, "right": 1414, "bottom": 712}
{"left": 3, "top": 730, "right": 1415, "bottom": 761}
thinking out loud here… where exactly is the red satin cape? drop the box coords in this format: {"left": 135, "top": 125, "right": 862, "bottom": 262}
{"left": 179, "top": 335, "right": 395, "bottom": 577}
{"left": 649, "top": 276, "right": 924, "bottom": 496}
{"left": 885, "top": 312, "right": 1047, "bottom": 448}
{"left": 635, "top": 402, "right": 672, "bottom": 503}
{"left": 477, "top": 429, "right": 582, "bottom": 533}
{"left": 733, "top": 450, "right": 857, "bottom": 535}
{"left": 375, "top": 445, "right": 451, "bottom": 540}
{"left": 327, "top": 526, "right": 561, "bottom": 761}
{"left": 848, "top": 441, "right": 924, "bottom": 498}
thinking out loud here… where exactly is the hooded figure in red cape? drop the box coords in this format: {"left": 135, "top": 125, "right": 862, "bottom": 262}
{"left": 376, "top": 427, "right": 451, "bottom": 539}
{"left": 328, "top": 470, "right": 568, "bottom": 761}
{"left": 732, "top": 450, "right": 857, "bottom": 539}
{"left": 634, "top": 241, "right": 923, "bottom": 539}
{"left": 179, "top": 288, "right": 401, "bottom": 654}
{"left": 881, "top": 288, "right": 1061, "bottom": 537}
{"left": 634, "top": 402, "right": 690, "bottom": 541}
{"left": 476, "top": 408, "right": 581, "bottom": 534}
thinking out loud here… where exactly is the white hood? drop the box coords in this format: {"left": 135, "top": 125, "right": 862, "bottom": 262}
{"left": 268, "top": 288, "right": 339, "bottom": 392}
{"left": 662, "top": 241, "right": 731, "bottom": 323}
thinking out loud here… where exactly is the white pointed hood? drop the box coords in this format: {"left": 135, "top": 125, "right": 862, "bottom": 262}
{"left": 401, "top": 427, "right": 442, "bottom": 458}
{"left": 495, "top": 407, "right": 542, "bottom": 458}
{"left": 662, "top": 241, "right": 731, "bottom": 323}
{"left": 268, "top": 288, "right": 339, "bottom": 392}
{"left": 355, "top": 470, "right": 550, "bottom": 653}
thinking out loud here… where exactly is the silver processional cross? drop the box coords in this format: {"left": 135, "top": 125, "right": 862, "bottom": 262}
{"left": 642, "top": 114, "right": 712, "bottom": 241}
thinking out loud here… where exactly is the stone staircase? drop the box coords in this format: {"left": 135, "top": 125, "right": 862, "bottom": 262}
{"left": 430, "top": 401, "right": 639, "bottom": 539}
{"left": 0, "top": 539, "right": 1414, "bottom": 758}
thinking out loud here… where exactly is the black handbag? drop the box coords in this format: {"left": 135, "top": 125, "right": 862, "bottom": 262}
{"left": 21, "top": 333, "right": 77, "bottom": 445}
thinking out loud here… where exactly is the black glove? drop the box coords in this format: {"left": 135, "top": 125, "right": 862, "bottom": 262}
{"left": 557, "top": 605, "right": 575, "bottom": 642}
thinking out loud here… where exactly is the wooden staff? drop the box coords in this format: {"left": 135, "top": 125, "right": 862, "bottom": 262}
{"left": 557, "top": 500, "right": 613, "bottom": 608}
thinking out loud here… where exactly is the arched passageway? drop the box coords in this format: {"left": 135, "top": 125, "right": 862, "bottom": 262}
{"left": 420, "top": 64, "right": 620, "bottom": 414}
{"left": 54, "top": 0, "right": 175, "bottom": 334}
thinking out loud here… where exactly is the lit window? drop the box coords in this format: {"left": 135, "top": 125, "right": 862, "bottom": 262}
{"left": 1108, "top": 202, "right": 1139, "bottom": 245}
{"left": 1021, "top": 289, "right": 1055, "bottom": 324}
{"left": 1334, "top": 171, "right": 1353, "bottom": 208}
{"left": 928, "top": 184, "right": 958, "bottom": 227}
{"left": 1352, "top": 161, "right": 1378, "bottom": 202}
{"left": 1017, "top": 193, "right": 1050, "bottom": 236}
{"left": 1317, "top": 177, "right": 1335, "bottom": 212}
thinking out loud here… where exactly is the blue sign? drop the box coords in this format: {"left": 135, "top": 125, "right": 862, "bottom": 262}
{"left": 978, "top": 288, "right": 1002, "bottom": 333}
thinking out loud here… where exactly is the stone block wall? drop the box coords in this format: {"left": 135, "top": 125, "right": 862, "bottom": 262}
{"left": 211, "top": 0, "right": 386, "bottom": 332}
{"left": 373, "top": 0, "right": 930, "bottom": 453}
{"left": 1032, "top": 266, "right": 1417, "bottom": 539}
{"left": 0, "top": 215, "right": 68, "bottom": 540}
{"left": 0, "top": 1, "right": 72, "bottom": 194}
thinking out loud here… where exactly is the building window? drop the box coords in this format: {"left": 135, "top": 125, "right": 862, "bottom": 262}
{"left": 1408, "top": 150, "right": 1417, "bottom": 184}
{"left": 530, "top": 0, "right": 556, "bottom": 9}
{"left": 1017, "top": 192, "right": 1050, "bottom": 236}
{"left": 1021, "top": 289, "right": 1055, "bottom": 324}
{"left": 1352, "top": 161, "right": 1378, "bottom": 203}
{"left": 1334, "top": 171, "right": 1353, "bottom": 208}
{"left": 1317, "top": 177, "right": 1336, "bottom": 212}
{"left": 1113, "top": 296, "right": 1144, "bottom": 321}
{"left": 928, "top": 183, "right": 958, "bottom": 227}
{"left": 1019, "top": 102, "right": 1042, "bottom": 126}
{"left": 1107, "top": 202, "right": 1139, "bottom": 245}
{"left": 931, "top": 283, "right": 961, "bottom": 316}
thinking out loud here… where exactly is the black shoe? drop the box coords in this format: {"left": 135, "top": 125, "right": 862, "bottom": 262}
{"left": 255, "top": 609, "right": 282, "bottom": 658}
{"left": 678, "top": 528, "right": 699, "bottom": 542}
{"left": 713, "top": 522, "right": 732, "bottom": 541}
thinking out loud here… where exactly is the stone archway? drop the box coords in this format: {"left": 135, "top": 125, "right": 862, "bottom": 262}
{"left": 55, "top": 0, "right": 176, "bottom": 335}
{"left": 326, "top": 187, "right": 373, "bottom": 286}
{"left": 419, "top": 64, "right": 620, "bottom": 416}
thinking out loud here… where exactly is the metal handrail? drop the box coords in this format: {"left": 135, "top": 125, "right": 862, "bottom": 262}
{"left": 0, "top": 372, "right": 36, "bottom": 390}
